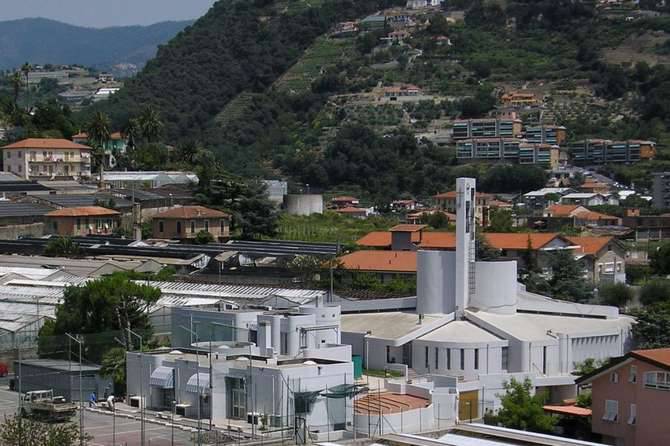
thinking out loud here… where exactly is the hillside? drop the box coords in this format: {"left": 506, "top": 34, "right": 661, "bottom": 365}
{"left": 0, "top": 18, "right": 192, "bottom": 72}
{"left": 89, "top": 0, "right": 400, "bottom": 145}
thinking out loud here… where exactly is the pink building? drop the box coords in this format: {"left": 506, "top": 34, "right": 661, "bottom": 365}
{"left": 577, "top": 348, "right": 670, "bottom": 446}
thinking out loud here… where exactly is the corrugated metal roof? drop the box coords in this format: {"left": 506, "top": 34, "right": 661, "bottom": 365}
{"left": 40, "top": 194, "right": 133, "bottom": 210}
{"left": 0, "top": 202, "right": 54, "bottom": 217}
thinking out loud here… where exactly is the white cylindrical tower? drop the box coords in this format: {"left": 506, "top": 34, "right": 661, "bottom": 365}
{"left": 417, "top": 250, "right": 456, "bottom": 314}
{"left": 471, "top": 261, "right": 518, "bottom": 314}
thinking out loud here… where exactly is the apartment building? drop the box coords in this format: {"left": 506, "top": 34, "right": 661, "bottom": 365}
{"left": 524, "top": 125, "right": 567, "bottom": 145}
{"left": 456, "top": 138, "right": 560, "bottom": 167}
{"left": 452, "top": 118, "right": 523, "bottom": 140}
{"left": 569, "top": 140, "right": 656, "bottom": 165}
{"left": 652, "top": 172, "right": 670, "bottom": 209}
{"left": 577, "top": 348, "right": 670, "bottom": 446}
{"left": 2, "top": 138, "right": 92, "bottom": 180}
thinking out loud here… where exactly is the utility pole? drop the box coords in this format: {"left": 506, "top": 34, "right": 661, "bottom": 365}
{"left": 127, "top": 328, "right": 145, "bottom": 446}
{"left": 65, "top": 334, "right": 84, "bottom": 446}
{"left": 179, "top": 325, "right": 202, "bottom": 446}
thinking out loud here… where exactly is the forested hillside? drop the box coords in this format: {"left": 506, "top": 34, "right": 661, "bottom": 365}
{"left": 0, "top": 18, "right": 192, "bottom": 71}
{"left": 92, "top": 0, "right": 401, "bottom": 142}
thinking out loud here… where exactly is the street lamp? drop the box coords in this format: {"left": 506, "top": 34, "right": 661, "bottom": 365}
{"left": 179, "top": 325, "right": 202, "bottom": 446}
{"left": 65, "top": 333, "right": 84, "bottom": 446}
{"left": 364, "top": 330, "right": 373, "bottom": 385}
{"left": 126, "top": 328, "right": 145, "bottom": 446}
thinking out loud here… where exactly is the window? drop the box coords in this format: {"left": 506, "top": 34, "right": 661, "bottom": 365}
{"left": 435, "top": 348, "right": 439, "bottom": 370}
{"left": 628, "top": 403, "right": 636, "bottom": 425}
{"left": 190, "top": 220, "right": 196, "bottom": 233}
{"left": 158, "top": 221, "right": 164, "bottom": 233}
{"left": 474, "top": 349, "right": 479, "bottom": 370}
{"left": 176, "top": 221, "right": 182, "bottom": 234}
{"left": 610, "top": 372, "right": 619, "bottom": 384}
{"left": 603, "top": 400, "right": 618, "bottom": 422}
{"left": 221, "top": 219, "right": 226, "bottom": 234}
{"left": 501, "top": 347, "right": 509, "bottom": 371}
{"left": 386, "top": 346, "right": 391, "bottom": 363}
{"left": 425, "top": 346, "right": 429, "bottom": 369}
{"left": 460, "top": 349, "right": 465, "bottom": 370}
{"left": 76, "top": 218, "right": 81, "bottom": 230}
{"left": 644, "top": 371, "right": 670, "bottom": 390}
{"left": 204, "top": 220, "right": 209, "bottom": 232}
{"left": 446, "top": 348, "right": 451, "bottom": 370}
{"left": 629, "top": 366, "right": 637, "bottom": 384}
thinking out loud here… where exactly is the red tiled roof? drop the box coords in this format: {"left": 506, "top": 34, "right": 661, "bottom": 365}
{"left": 3, "top": 138, "right": 91, "bottom": 150}
{"left": 566, "top": 236, "right": 613, "bottom": 256}
{"left": 338, "top": 250, "right": 417, "bottom": 273}
{"left": 46, "top": 206, "right": 120, "bottom": 217}
{"left": 357, "top": 231, "right": 393, "bottom": 247}
{"left": 154, "top": 206, "right": 229, "bottom": 219}
{"left": 355, "top": 392, "right": 429, "bottom": 415}
{"left": 389, "top": 224, "right": 427, "bottom": 232}
{"left": 484, "top": 233, "right": 563, "bottom": 250}
{"left": 336, "top": 206, "right": 366, "bottom": 214}
{"left": 631, "top": 348, "right": 670, "bottom": 369}
{"left": 543, "top": 405, "right": 591, "bottom": 417}
{"left": 546, "top": 204, "right": 580, "bottom": 217}
{"left": 331, "top": 196, "right": 358, "bottom": 202}
{"left": 417, "top": 232, "right": 456, "bottom": 249}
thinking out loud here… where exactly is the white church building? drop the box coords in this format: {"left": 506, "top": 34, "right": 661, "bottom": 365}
{"left": 341, "top": 177, "right": 633, "bottom": 418}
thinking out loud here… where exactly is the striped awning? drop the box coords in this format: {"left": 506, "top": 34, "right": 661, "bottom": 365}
{"left": 186, "top": 373, "right": 210, "bottom": 394}
{"left": 150, "top": 366, "right": 174, "bottom": 389}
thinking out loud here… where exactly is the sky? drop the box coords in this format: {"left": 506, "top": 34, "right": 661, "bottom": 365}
{"left": 0, "top": 0, "right": 218, "bottom": 28}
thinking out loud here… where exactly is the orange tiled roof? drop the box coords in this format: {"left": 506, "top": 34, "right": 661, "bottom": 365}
{"left": 389, "top": 224, "right": 427, "bottom": 232}
{"left": 46, "top": 206, "right": 120, "bottom": 217}
{"left": 631, "top": 348, "right": 670, "bottom": 369}
{"left": 417, "top": 232, "right": 456, "bottom": 249}
{"left": 357, "top": 231, "right": 563, "bottom": 251}
{"left": 566, "top": 236, "right": 613, "bottom": 256}
{"left": 543, "top": 405, "right": 592, "bottom": 417}
{"left": 546, "top": 204, "right": 580, "bottom": 217}
{"left": 336, "top": 206, "right": 366, "bottom": 214}
{"left": 484, "top": 233, "right": 562, "bottom": 250}
{"left": 3, "top": 138, "right": 91, "bottom": 150}
{"left": 573, "top": 209, "right": 618, "bottom": 222}
{"left": 338, "top": 250, "right": 417, "bottom": 273}
{"left": 154, "top": 205, "right": 229, "bottom": 219}
{"left": 357, "top": 231, "right": 393, "bottom": 247}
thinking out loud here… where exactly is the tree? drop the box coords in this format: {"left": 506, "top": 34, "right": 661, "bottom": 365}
{"left": 0, "top": 415, "right": 90, "bottom": 446}
{"left": 488, "top": 208, "right": 513, "bottom": 232}
{"left": 598, "top": 282, "right": 633, "bottom": 307}
{"left": 10, "top": 72, "right": 22, "bottom": 107}
{"left": 547, "top": 250, "right": 593, "bottom": 302}
{"left": 86, "top": 111, "right": 111, "bottom": 188}
{"left": 138, "top": 106, "right": 164, "bottom": 143}
{"left": 494, "top": 378, "right": 556, "bottom": 433}
{"left": 44, "top": 237, "right": 81, "bottom": 258}
{"left": 100, "top": 347, "right": 127, "bottom": 395}
{"left": 193, "top": 230, "right": 215, "bottom": 245}
{"left": 632, "top": 301, "right": 670, "bottom": 349}
{"left": 573, "top": 358, "right": 606, "bottom": 376}
{"left": 421, "top": 212, "right": 450, "bottom": 229}
{"left": 21, "top": 62, "right": 32, "bottom": 108}
{"left": 476, "top": 232, "right": 499, "bottom": 260}
{"left": 650, "top": 241, "right": 670, "bottom": 276}
{"left": 38, "top": 273, "right": 160, "bottom": 362}
{"left": 640, "top": 279, "right": 670, "bottom": 306}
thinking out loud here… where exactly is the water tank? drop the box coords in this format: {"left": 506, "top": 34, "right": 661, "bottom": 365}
{"left": 417, "top": 250, "right": 456, "bottom": 315}
{"left": 471, "top": 261, "right": 518, "bottom": 314}
{"left": 285, "top": 194, "right": 324, "bottom": 216}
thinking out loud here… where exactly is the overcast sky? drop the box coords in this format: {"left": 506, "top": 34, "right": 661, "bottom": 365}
{"left": 0, "top": 0, "right": 218, "bottom": 28}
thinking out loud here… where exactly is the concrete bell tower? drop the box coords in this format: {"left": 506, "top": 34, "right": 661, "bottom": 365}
{"left": 455, "top": 177, "right": 476, "bottom": 318}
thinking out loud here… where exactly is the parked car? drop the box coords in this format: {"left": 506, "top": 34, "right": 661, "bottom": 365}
{"left": 0, "top": 362, "right": 8, "bottom": 377}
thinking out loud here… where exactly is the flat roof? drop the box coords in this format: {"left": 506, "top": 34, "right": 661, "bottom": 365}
{"left": 17, "top": 359, "right": 101, "bottom": 372}
{"left": 469, "top": 310, "right": 629, "bottom": 341}
{"left": 341, "top": 312, "right": 440, "bottom": 339}
{"left": 418, "top": 321, "right": 504, "bottom": 344}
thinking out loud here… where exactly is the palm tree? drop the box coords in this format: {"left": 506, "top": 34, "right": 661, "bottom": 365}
{"left": 87, "top": 112, "right": 111, "bottom": 188}
{"left": 138, "top": 106, "right": 164, "bottom": 143}
{"left": 20, "top": 63, "right": 31, "bottom": 109}
{"left": 10, "top": 72, "right": 22, "bottom": 107}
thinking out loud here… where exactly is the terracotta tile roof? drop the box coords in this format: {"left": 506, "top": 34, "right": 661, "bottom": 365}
{"left": 483, "top": 233, "right": 563, "bottom": 250}
{"left": 355, "top": 392, "right": 429, "bottom": 415}
{"left": 546, "top": 204, "right": 580, "bottom": 217}
{"left": 417, "top": 232, "right": 456, "bottom": 249}
{"left": 389, "top": 224, "right": 427, "bottom": 232}
{"left": 573, "top": 210, "right": 618, "bottom": 222}
{"left": 335, "top": 206, "right": 366, "bottom": 214}
{"left": 357, "top": 231, "right": 393, "bottom": 248}
{"left": 331, "top": 196, "right": 358, "bottom": 202}
{"left": 73, "top": 131, "right": 124, "bottom": 140}
{"left": 337, "top": 250, "right": 417, "bottom": 273}
{"left": 3, "top": 138, "right": 91, "bottom": 150}
{"left": 153, "top": 205, "right": 230, "bottom": 219}
{"left": 46, "top": 206, "right": 120, "bottom": 217}
{"left": 566, "top": 236, "right": 613, "bottom": 256}
{"left": 543, "top": 405, "right": 592, "bottom": 417}
{"left": 631, "top": 348, "right": 670, "bottom": 369}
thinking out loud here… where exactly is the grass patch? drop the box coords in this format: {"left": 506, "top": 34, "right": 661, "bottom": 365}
{"left": 364, "top": 368, "right": 404, "bottom": 378}
{"left": 275, "top": 211, "right": 398, "bottom": 244}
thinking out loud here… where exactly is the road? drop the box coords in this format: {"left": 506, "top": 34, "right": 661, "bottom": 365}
{"left": 0, "top": 387, "right": 196, "bottom": 446}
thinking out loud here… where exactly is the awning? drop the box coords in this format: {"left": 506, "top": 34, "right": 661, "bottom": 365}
{"left": 150, "top": 366, "right": 174, "bottom": 389}
{"left": 186, "top": 373, "right": 210, "bottom": 394}
{"left": 321, "top": 384, "right": 367, "bottom": 399}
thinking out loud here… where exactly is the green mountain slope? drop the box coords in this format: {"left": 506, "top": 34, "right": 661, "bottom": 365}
{"left": 91, "top": 0, "right": 397, "bottom": 145}
{"left": 0, "top": 18, "right": 192, "bottom": 71}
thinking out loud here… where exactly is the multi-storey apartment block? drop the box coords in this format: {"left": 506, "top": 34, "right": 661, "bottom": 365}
{"left": 569, "top": 139, "right": 656, "bottom": 165}
{"left": 2, "top": 138, "right": 92, "bottom": 180}
{"left": 456, "top": 138, "right": 559, "bottom": 167}
{"left": 452, "top": 118, "right": 523, "bottom": 140}
{"left": 524, "top": 125, "right": 567, "bottom": 145}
